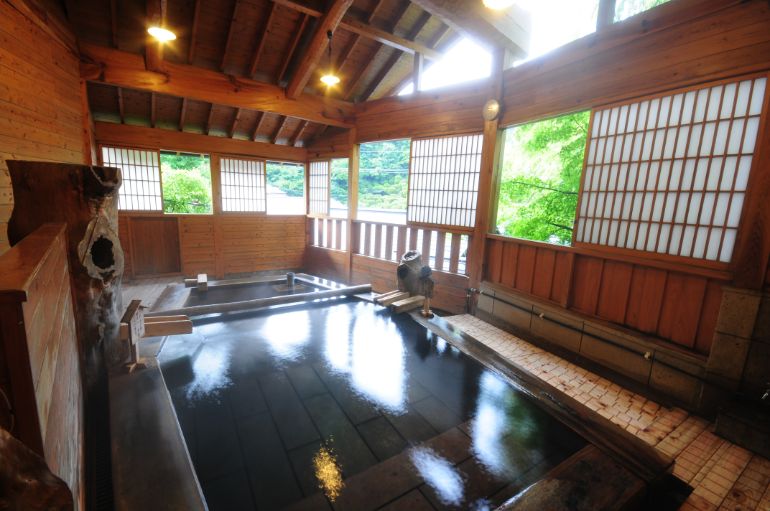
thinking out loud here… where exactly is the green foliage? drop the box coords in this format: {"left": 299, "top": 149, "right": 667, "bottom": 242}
{"left": 160, "top": 153, "right": 212, "bottom": 214}
{"left": 330, "top": 158, "right": 349, "bottom": 205}
{"left": 358, "top": 139, "right": 410, "bottom": 210}
{"left": 496, "top": 111, "right": 589, "bottom": 245}
{"left": 266, "top": 162, "right": 305, "bottom": 197}
{"left": 614, "top": 0, "right": 670, "bottom": 21}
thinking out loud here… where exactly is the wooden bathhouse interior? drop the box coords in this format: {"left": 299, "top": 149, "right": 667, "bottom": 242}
{"left": 2, "top": 0, "right": 770, "bottom": 509}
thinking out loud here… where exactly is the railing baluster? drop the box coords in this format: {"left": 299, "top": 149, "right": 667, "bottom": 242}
{"left": 435, "top": 231, "right": 446, "bottom": 271}
{"left": 449, "top": 233, "right": 461, "bottom": 273}
{"left": 408, "top": 226, "right": 418, "bottom": 250}
{"left": 315, "top": 218, "right": 322, "bottom": 247}
{"left": 421, "top": 229, "right": 432, "bottom": 267}
{"left": 335, "top": 219, "right": 342, "bottom": 250}
{"left": 396, "top": 226, "right": 406, "bottom": 261}
{"left": 384, "top": 225, "right": 394, "bottom": 261}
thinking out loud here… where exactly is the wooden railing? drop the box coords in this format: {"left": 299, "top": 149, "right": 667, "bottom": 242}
{"left": 352, "top": 220, "right": 470, "bottom": 275}
{"left": 309, "top": 217, "right": 348, "bottom": 251}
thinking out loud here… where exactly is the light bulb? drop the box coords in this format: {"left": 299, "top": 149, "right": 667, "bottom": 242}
{"left": 482, "top": 0, "right": 515, "bottom": 10}
{"left": 320, "top": 73, "right": 341, "bottom": 86}
{"left": 148, "top": 26, "right": 177, "bottom": 42}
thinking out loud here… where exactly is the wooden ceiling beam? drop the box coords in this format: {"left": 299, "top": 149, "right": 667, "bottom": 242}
{"left": 80, "top": 44, "right": 355, "bottom": 127}
{"left": 248, "top": 3, "right": 277, "bottom": 78}
{"left": 407, "top": 0, "right": 529, "bottom": 57}
{"left": 145, "top": 0, "right": 166, "bottom": 71}
{"left": 278, "top": 14, "right": 309, "bottom": 83}
{"left": 272, "top": 115, "right": 289, "bottom": 144}
{"left": 252, "top": 111, "right": 266, "bottom": 141}
{"left": 286, "top": 0, "right": 354, "bottom": 99}
{"left": 95, "top": 121, "right": 308, "bottom": 161}
{"left": 229, "top": 108, "right": 242, "bottom": 138}
{"left": 188, "top": 0, "right": 201, "bottom": 64}
{"left": 178, "top": 98, "right": 187, "bottom": 131}
{"left": 383, "top": 23, "right": 451, "bottom": 97}
{"left": 272, "top": 0, "right": 442, "bottom": 61}
{"left": 221, "top": 0, "right": 241, "bottom": 71}
{"left": 289, "top": 120, "right": 309, "bottom": 146}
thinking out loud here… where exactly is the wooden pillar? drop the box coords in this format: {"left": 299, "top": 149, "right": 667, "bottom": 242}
{"left": 468, "top": 48, "right": 509, "bottom": 292}
{"left": 79, "top": 79, "right": 97, "bottom": 165}
{"left": 347, "top": 127, "right": 359, "bottom": 282}
{"left": 413, "top": 52, "right": 424, "bottom": 92}
{"left": 596, "top": 0, "right": 616, "bottom": 30}
{"left": 210, "top": 154, "right": 225, "bottom": 278}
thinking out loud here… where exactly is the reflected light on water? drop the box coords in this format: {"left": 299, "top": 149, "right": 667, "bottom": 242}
{"left": 410, "top": 448, "right": 464, "bottom": 505}
{"left": 313, "top": 445, "right": 344, "bottom": 502}
{"left": 263, "top": 309, "right": 310, "bottom": 360}
{"left": 186, "top": 342, "right": 232, "bottom": 399}
{"left": 325, "top": 305, "right": 351, "bottom": 371}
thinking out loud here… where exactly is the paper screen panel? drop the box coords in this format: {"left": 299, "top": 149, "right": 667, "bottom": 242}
{"left": 408, "top": 133, "right": 482, "bottom": 228}
{"left": 309, "top": 160, "right": 330, "bottom": 215}
{"left": 576, "top": 76, "right": 767, "bottom": 263}
{"left": 102, "top": 146, "right": 162, "bottom": 211}
{"left": 221, "top": 157, "right": 266, "bottom": 212}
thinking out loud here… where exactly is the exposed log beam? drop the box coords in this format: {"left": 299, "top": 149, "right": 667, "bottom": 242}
{"left": 252, "top": 112, "right": 266, "bottom": 141}
{"left": 359, "top": 10, "right": 431, "bottom": 101}
{"left": 289, "top": 120, "right": 309, "bottom": 146}
{"left": 286, "top": 0, "right": 354, "bottom": 99}
{"left": 229, "top": 108, "right": 242, "bottom": 138}
{"left": 188, "top": 0, "right": 201, "bottom": 64}
{"left": 95, "top": 121, "right": 308, "bottom": 161}
{"left": 273, "top": 0, "right": 442, "bottom": 61}
{"left": 80, "top": 44, "right": 355, "bottom": 127}
{"left": 407, "top": 0, "right": 529, "bottom": 57}
{"left": 272, "top": 115, "right": 289, "bottom": 144}
{"left": 178, "top": 98, "right": 187, "bottom": 131}
{"left": 221, "top": 0, "right": 241, "bottom": 71}
{"left": 248, "top": 2, "right": 277, "bottom": 77}
{"left": 145, "top": 0, "right": 166, "bottom": 71}
{"left": 278, "top": 14, "right": 309, "bottom": 83}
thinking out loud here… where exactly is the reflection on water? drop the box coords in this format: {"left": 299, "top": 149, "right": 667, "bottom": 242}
{"left": 263, "top": 309, "right": 310, "bottom": 360}
{"left": 313, "top": 443, "right": 344, "bottom": 502}
{"left": 324, "top": 304, "right": 351, "bottom": 371}
{"left": 185, "top": 341, "right": 232, "bottom": 400}
{"left": 410, "top": 448, "right": 464, "bottom": 506}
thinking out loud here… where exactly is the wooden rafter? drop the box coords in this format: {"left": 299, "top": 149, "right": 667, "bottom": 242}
{"left": 335, "top": 0, "right": 385, "bottom": 74}
{"left": 221, "top": 0, "right": 241, "bottom": 71}
{"left": 206, "top": 104, "right": 215, "bottom": 135}
{"left": 229, "top": 108, "right": 242, "bottom": 138}
{"left": 252, "top": 111, "right": 266, "bottom": 141}
{"left": 117, "top": 87, "right": 125, "bottom": 123}
{"left": 278, "top": 14, "right": 309, "bottom": 83}
{"left": 359, "top": 10, "right": 431, "bottom": 101}
{"left": 248, "top": 3, "right": 277, "bottom": 78}
{"left": 188, "top": 0, "right": 201, "bottom": 64}
{"left": 272, "top": 0, "right": 442, "bottom": 61}
{"left": 109, "top": 0, "right": 118, "bottom": 48}
{"left": 384, "top": 23, "right": 450, "bottom": 97}
{"left": 306, "top": 124, "right": 329, "bottom": 146}
{"left": 150, "top": 92, "right": 156, "bottom": 128}
{"left": 80, "top": 44, "right": 355, "bottom": 127}
{"left": 272, "top": 115, "right": 289, "bottom": 144}
{"left": 289, "top": 120, "right": 309, "bottom": 146}
{"left": 286, "top": 0, "right": 354, "bottom": 99}
{"left": 178, "top": 98, "right": 187, "bottom": 131}
{"left": 145, "top": 0, "right": 165, "bottom": 71}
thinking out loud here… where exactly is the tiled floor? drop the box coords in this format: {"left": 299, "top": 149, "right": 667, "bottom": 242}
{"left": 445, "top": 314, "right": 770, "bottom": 511}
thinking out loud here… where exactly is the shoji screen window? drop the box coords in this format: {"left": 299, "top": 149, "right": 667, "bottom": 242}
{"left": 220, "top": 157, "right": 266, "bottom": 212}
{"left": 308, "top": 160, "right": 330, "bottom": 215}
{"left": 408, "top": 133, "right": 482, "bottom": 228}
{"left": 101, "top": 146, "right": 162, "bottom": 210}
{"left": 576, "top": 75, "right": 767, "bottom": 263}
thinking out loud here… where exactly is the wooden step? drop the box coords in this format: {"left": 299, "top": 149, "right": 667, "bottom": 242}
{"left": 378, "top": 291, "right": 410, "bottom": 306}
{"left": 391, "top": 295, "right": 424, "bottom": 313}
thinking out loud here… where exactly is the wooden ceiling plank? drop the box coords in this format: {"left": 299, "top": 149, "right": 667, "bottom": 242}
{"left": 252, "top": 111, "right": 266, "bottom": 140}
{"left": 306, "top": 124, "right": 329, "bottom": 146}
{"left": 188, "top": 0, "right": 201, "bottom": 64}
{"left": 145, "top": 0, "right": 165, "bottom": 71}
{"left": 178, "top": 98, "right": 187, "bottom": 131}
{"left": 110, "top": 0, "right": 118, "bottom": 48}
{"left": 333, "top": 1, "right": 384, "bottom": 80}
{"left": 248, "top": 3, "right": 277, "bottom": 78}
{"left": 206, "top": 104, "right": 215, "bottom": 135}
{"left": 272, "top": 115, "right": 289, "bottom": 144}
{"left": 221, "top": 0, "right": 242, "bottom": 71}
{"left": 117, "top": 87, "right": 125, "bottom": 123}
{"left": 407, "top": 0, "right": 529, "bottom": 57}
{"left": 278, "top": 14, "right": 309, "bottom": 83}
{"left": 80, "top": 44, "right": 355, "bottom": 127}
{"left": 150, "top": 91, "right": 156, "bottom": 128}
{"left": 229, "top": 107, "right": 242, "bottom": 138}
{"left": 272, "top": 0, "right": 441, "bottom": 61}
{"left": 286, "top": 0, "right": 355, "bottom": 99}
{"left": 359, "top": 6, "right": 429, "bottom": 101}
{"left": 289, "top": 120, "right": 309, "bottom": 146}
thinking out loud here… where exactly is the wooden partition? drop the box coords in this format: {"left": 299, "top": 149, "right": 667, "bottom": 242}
{"left": 0, "top": 223, "right": 83, "bottom": 507}
{"left": 484, "top": 235, "right": 727, "bottom": 355}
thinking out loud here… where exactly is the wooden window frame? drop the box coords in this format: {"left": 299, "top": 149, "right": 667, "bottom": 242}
{"left": 265, "top": 160, "right": 307, "bottom": 216}
{"left": 219, "top": 156, "right": 268, "bottom": 215}
{"left": 100, "top": 144, "right": 164, "bottom": 213}
{"left": 307, "top": 159, "right": 331, "bottom": 217}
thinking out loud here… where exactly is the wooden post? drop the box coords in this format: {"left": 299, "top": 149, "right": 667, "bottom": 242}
{"left": 413, "top": 52, "right": 424, "bottom": 92}
{"left": 596, "top": 0, "right": 616, "bottom": 30}
{"left": 467, "top": 48, "right": 509, "bottom": 292}
{"left": 347, "top": 127, "right": 359, "bottom": 283}
{"left": 210, "top": 154, "right": 225, "bottom": 278}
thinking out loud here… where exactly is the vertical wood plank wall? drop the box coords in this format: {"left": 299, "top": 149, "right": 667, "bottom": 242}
{"left": 0, "top": 224, "right": 83, "bottom": 508}
{"left": 0, "top": 3, "right": 86, "bottom": 253}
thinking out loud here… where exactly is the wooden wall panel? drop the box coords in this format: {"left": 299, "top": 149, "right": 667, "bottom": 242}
{"left": 0, "top": 3, "right": 85, "bottom": 254}
{"left": 117, "top": 216, "right": 133, "bottom": 279}
{"left": 219, "top": 216, "right": 305, "bottom": 274}
{"left": 128, "top": 217, "right": 181, "bottom": 276}
{"left": 178, "top": 216, "right": 216, "bottom": 277}
{"left": 483, "top": 236, "right": 726, "bottom": 355}
{"left": 0, "top": 224, "right": 83, "bottom": 507}
{"left": 304, "top": 246, "right": 348, "bottom": 281}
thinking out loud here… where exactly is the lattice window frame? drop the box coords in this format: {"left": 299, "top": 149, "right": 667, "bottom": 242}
{"left": 407, "top": 132, "right": 483, "bottom": 230}
{"left": 308, "top": 159, "right": 330, "bottom": 216}
{"left": 220, "top": 156, "right": 267, "bottom": 213}
{"left": 100, "top": 145, "right": 163, "bottom": 211}
{"left": 574, "top": 73, "right": 769, "bottom": 265}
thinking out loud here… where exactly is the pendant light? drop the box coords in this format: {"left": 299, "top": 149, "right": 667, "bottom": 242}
{"left": 320, "top": 30, "right": 341, "bottom": 87}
